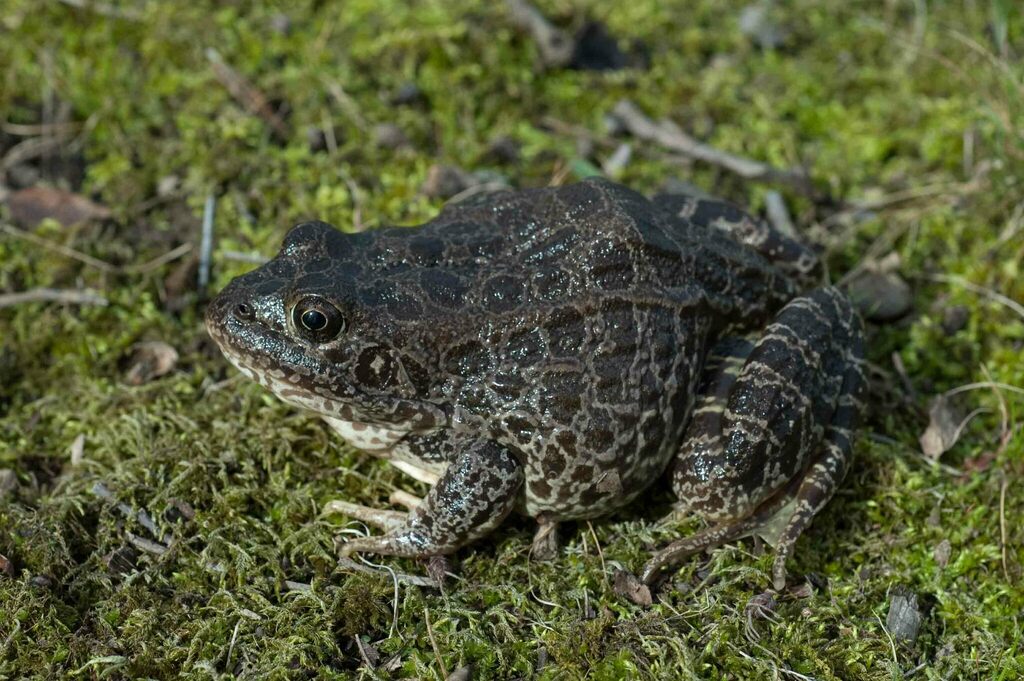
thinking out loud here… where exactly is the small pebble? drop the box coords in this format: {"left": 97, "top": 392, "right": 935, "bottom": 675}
{"left": 391, "top": 82, "right": 426, "bottom": 106}
{"left": 306, "top": 126, "right": 328, "bottom": 153}
{"left": 941, "top": 305, "right": 970, "bottom": 334}
{"left": 846, "top": 268, "right": 913, "bottom": 322}
{"left": 569, "top": 21, "right": 628, "bottom": 71}
{"left": 483, "top": 135, "right": 521, "bottom": 164}
{"left": 446, "top": 666, "right": 472, "bottom": 681}
{"left": 372, "top": 123, "right": 410, "bottom": 150}
{"left": 738, "top": 2, "right": 789, "bottom": 49}
{"left": 421, "top": 164, "right": 473, "bottom": 200}
{"left": 268, "top": 13, "right": 291, "bottom": 35}
{"left": 612, "top": 568, "right": 653, "bottom": 607}
{"left": 0, "top": 468, "right": 17, "bottom": 498}
{"left": 885, "top": 585, "right": 922, "bottom": 643}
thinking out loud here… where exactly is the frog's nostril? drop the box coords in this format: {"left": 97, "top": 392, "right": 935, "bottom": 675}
{"left": 234, "top": 302, "right": 254, "bottom": 320}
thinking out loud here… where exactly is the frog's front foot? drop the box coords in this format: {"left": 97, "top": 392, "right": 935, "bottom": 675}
{"left": 529, "top": 515, "right": 560, "bottom": 561}
{"left": 336, "top": 438, "right": 523, "bottom": 559}
{"left": 650, "top": 287, "right": 867, "bottom": 590}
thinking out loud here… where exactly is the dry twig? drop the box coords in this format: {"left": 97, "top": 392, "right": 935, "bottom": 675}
{"left": 610, "top": 100, "right": 817, "bottom": 197}
{"left": 505, "top": 0, "right": 574, "bottom": 68}
{"left": 424, "top": 607, "right": 449, "bottom": 679}
{"left": 0, "top": 287, "right": 108, "bottom": 308}
{"left": 1, "top": 223, "right": 115, "bottom": 272}
{"left": 206, "top": 48, "right": 290, "bottom": 139}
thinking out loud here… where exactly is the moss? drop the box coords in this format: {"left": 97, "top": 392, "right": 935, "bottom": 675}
{"left": 2, "top": 0, "right": 1023, "bottom": 678}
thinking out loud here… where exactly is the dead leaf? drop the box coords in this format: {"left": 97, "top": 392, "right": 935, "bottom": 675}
{"left": 919, "top": 395, "right": 960, "bottom": 459}
{"left": 124, "top": 341, "right": 179, "bottom": 385}
{"left": 69, "top": 434, "right": 85, "bottom": 466}
{"left": 353, "top": 635, "right": 380, "bottom": 668}
{"left": 934, "top": 539, "right": 952, "bottom": 568}
{"left": 0, "top": 553, "right": 13, "bottom": 578}
{"left": 920, "top": 394, "right": 991, "bottom": 460}
{"left": 612, "top": 568, "right": 652, "bottom": 607}
{"left": 961, "top": 449, "right": 997, "bottom": 474}
{"left": 6, "top": 186, "right": 111, "bottom": 228}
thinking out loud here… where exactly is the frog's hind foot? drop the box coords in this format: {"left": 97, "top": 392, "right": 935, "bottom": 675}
{"left": 767, "top": 370, "right": 864, "bottom": 589}
{"left": 641, "top": 485, "right": 796, "bottom": 585}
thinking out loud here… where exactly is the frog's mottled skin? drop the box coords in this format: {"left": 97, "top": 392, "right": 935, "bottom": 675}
{"left": 205, "top": 178, "right": 866, "bottom": 589}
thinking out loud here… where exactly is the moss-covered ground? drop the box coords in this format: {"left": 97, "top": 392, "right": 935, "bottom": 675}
{"left": 1, "top": 1, "right": 1023, "bottom": 678}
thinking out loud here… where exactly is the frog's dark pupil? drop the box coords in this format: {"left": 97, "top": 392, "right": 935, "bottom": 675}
{"left": 301, "top": 309, "right": 327, "bottom": 331}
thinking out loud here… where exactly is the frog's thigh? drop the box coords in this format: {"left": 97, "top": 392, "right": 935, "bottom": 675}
{"left": 671, "top": 286, "right": 861, "bottom": 520}
{"left": 339, "top": 438, "right": 524, "bottom": 558}
{"left": 651, "top": 287, "right": 865, "bottom": 584}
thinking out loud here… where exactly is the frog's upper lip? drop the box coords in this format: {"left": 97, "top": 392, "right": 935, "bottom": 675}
{"left": 206, "top": 295, "right": 339, "bottom": 394}
{"left": 204, "top": 292, "right": 449, "bottom": 429}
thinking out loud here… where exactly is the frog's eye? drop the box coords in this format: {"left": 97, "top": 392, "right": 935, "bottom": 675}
{"left": 291, "top": 296, "right": 345, "bottom": 342}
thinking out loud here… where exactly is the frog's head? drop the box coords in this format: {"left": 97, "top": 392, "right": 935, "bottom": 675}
{"left": 205, "top": 221, "right": 446, "bottom": 430}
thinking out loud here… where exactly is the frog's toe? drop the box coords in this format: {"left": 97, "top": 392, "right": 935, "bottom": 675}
{"left": 324, "top": 500, "right": 407, "bottom": 532}
{"left": 338, "top": 534, "right": 411, "bottom": 558}
{"left": 640, "top": 490, "right": 794, "bottom": 585}
{"left": 529, "top": 516, "right": 560, "bottom": 561}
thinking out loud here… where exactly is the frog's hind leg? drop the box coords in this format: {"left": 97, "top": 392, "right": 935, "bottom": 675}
{"left": 643, "top": 286, "right": 865, "bottom": 587}
{"left": 338, "top": 438, "right": 523, "bottom": 558}
{"left": 768, "top": 355, "right": 865, "bottom": 589}
{"left": 652, "top": 192, "right": 821, "bottom": 288}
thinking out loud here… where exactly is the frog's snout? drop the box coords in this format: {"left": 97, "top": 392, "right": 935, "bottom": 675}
{"left": 204, "top": 285, "right": 252, "bottom": 338}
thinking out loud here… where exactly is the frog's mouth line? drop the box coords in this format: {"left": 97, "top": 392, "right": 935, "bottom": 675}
{"left": 206, "top": 314, "right": 448, "bottom": 430}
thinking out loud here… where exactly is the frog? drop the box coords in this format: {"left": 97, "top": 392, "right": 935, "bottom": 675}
{"left": 205, "top": 177, "right": 866, "bottom": 590}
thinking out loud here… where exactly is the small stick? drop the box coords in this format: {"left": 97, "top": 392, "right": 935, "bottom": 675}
{"left": 611, "top": 100, "right": 817, "bottom": 197}
{"left": 92, "top": 482, "right": 171, "bottom": 545}
{"left": 125, "top": 532, "right": 168, "bottom": 555}
{"left": 198, "top": 193, "right": 216, "bottom": 290}
{"left": 424, "top": 607, "right": 449, "bottom": 679}
{"left": 924, "top": 273, "right": 1024, "bottom": 324}
{"left": 336, "top": 556, "right": 437, "bottom": 588}
{"left": 1, "top": 120, "right": 81, "bottom": 136}
{"left": 764, "top": 191, "right": 797, "bottom": 238}
{"left": 505, "top": 0, "right": 574, "bottom": 68}
{"left": 0, "top": 136, "right": 68, "bottom": 171}
{"left": 586, "top": 521, "right": 608, "bottom": 588}
{"left": 0, "top": 287, "right": 108, "bottom": 308}
{"left": 206, "top": 48, "right": 290, "bottom": 139}
{"left": 56, "top": 0, "right": 143, "bottom": 20}
{"left": 353, "top": 635, "right": 376, "bottom": 669}
{"left": 1, "top": 223, "right": 115, "bottom": 272}
{"left": 3, "top": 224, "right": 193, "bottom": 276}
{"left": 123, "top": 242, "right": 193, "bottom": 274}
{"left": 999, "top": 475, "right": 1010, "bottom": 583}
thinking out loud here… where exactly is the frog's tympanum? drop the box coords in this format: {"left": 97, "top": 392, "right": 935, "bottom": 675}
{"left": 206, "top": 178, "right": 866, "bottom": 589}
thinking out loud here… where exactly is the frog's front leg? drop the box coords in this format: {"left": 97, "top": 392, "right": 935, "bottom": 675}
{"left": 338, "top": 437, "right": 523, "bottom": 558}
{"left": 642, "top": 286, "right": 866, "bottom": 589}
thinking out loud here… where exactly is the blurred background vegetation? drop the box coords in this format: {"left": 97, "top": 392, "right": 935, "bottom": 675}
{"left": 0, "top": 1, "right": 1022, "bottom": 678}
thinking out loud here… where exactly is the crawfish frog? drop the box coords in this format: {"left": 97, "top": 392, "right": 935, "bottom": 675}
{"left": 205, "top": 177, "right": 866, "bottom": 589}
